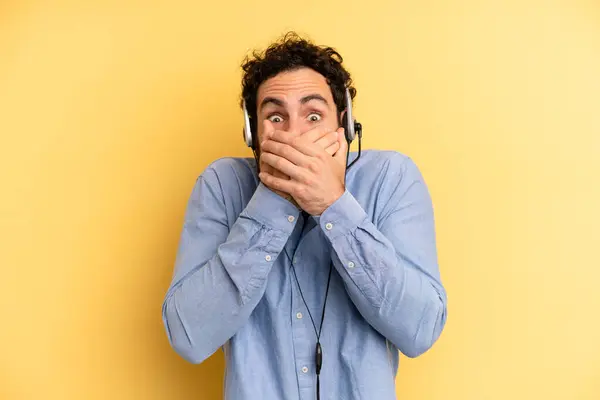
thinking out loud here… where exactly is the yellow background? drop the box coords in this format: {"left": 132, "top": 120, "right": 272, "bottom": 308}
{"left": 1, "top": 0, "right": 599, "bottom": 399}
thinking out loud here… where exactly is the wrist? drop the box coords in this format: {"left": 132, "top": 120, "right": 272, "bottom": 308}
{"left": 314, "top": 186, "right": 345, "bottom": 216}
{"left": 279, "top": 191, "right": 300, "bottom": 209}
{"left": 328, "top": 186, "right": 345, "bottom": 208}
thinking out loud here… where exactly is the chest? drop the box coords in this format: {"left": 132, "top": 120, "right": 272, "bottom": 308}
{"left": 260, "top": 215, "right": 336, "bottom": 318}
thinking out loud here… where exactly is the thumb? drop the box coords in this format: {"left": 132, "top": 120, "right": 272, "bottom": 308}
{"left": 334, "top": 127, "right": 348, "bottom": 162}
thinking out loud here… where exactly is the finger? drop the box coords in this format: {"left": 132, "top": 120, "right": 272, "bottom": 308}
{"left": 273, "top": 168, "right": 291, "bottom": 179}
{"left": 264, "top": 129, "right": 298, "bottom": 147}
{"left": 267, "top": 127, "right": 329, "bottom": 157}
{"left": 260, "top": 152, "right": 306, "bottom": 181}
{"left": 334, "top": 127, "right": 348, "bottom": 163}
{"left": 259, "top": 171, "right": 297, "bottom": 194}
{"left": 258, "top": 170, "right": 293, "bottom": 199}
{"left": 261, "top": 138, "right": 310, "bottom": 167}
{"left": 290, "top": 135, "right": 328, "bottom": 157}
{"left": 301, "top": 124, "right": 336, "bottom": 144}
{"left": 325, "top": 141, "right": 340, "bottom": 156}
{"left": 314, "top": 130, "right": 340, "bottom": 151}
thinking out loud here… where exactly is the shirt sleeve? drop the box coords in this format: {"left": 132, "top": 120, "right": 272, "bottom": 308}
{"left": 162, "top": 164, "right": 300, "bottom": 364}
{"left": 319, "top": 156, "right": 447, "bottom": 358}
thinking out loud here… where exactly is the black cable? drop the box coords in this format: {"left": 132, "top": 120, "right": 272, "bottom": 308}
{"left": 346, "top": 129, "right": 362, "bottom": 170}
{"left": 317, "top": 264, "right": 333, "bottom": 341}
{"left": 287, "top": 243, "right": 333, "bottom": 400}
{"left": 280, "top": 131, "right": 362, "bottom": 400}
{"left": 315, "top": 264, "right": 332, "bottom": 400}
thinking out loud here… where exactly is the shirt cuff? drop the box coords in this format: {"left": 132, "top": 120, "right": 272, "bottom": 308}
{"left": 242, "top": 183, "right": 300, "bottom": 234}
{"left": 319, "top": 190, "right": 368, "bottom": 240}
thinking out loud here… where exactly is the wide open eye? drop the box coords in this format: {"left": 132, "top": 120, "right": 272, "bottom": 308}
{"left": 268, "top": 114, "right": 284, "bottom": 123}
{"left": 307, "top": 113, "right": 322, "bottom": 122}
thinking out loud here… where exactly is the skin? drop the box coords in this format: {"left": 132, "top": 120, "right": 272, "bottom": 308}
{"left": 255, "top": 67, "right": 348, "bottom": 215}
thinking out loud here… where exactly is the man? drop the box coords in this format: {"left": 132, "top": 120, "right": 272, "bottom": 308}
{"left": 162, "top": 32, "right": 447, "bottom": 400}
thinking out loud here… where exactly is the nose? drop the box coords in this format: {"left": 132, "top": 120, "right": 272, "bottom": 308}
{"left": 286, "top": 115, "right": 309, "bottom": 136}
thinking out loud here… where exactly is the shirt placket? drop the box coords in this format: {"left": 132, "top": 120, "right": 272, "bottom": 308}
{"left": 289, "top": 250, "right": 316, "bottom": 399}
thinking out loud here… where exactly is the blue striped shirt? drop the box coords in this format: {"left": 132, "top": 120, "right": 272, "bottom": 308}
{"left": 162, "top": 150, "right": 447, "bottom": 399}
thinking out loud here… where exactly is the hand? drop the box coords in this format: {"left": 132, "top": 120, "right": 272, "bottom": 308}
{"left": 258, "top": 126, "right": 348, "bottom": 215}
{"left": 259, "top": 120, "right": 341, "bottom": 205}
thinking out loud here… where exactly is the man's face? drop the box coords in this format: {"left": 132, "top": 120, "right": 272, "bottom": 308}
{"left": 255, "top": 67, "right": 340, "bottom": 149}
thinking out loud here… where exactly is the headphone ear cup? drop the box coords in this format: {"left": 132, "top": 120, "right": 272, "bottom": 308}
{"left": 354, "top": 121, "right": 362, "bottom": 139}
{"left": 341, "top": 112, "right": 351, "bottom": 142}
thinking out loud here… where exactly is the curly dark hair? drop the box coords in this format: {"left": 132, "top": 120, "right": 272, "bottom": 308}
{"left": 240, "top": 32, "right": 356, "bottom": 138}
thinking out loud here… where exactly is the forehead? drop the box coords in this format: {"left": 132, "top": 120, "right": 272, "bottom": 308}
{"left": 256, "top": 68, "right": 334, "bottom": 105}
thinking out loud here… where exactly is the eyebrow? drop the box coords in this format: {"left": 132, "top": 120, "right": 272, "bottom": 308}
{"left": 259, "top": 97, "right": 284, "bottom": 110}
{"left": 259, "top": 94, "right": 329, "bottom": 111}
{"left": 300, "top": 94, "right": 328, "bottom": 106}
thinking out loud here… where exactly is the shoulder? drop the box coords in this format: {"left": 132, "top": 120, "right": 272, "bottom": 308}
{"left": 348, "top": 150, "right": 431, "bottom": 221}
{"left": 191, "top": 157, "right": 258, "bottom": 221}
{"left": 198, "top": 156, "right": 257, "bottom": 188}
{"left": 350, "top": 149, "right": 423, "bottom": 183}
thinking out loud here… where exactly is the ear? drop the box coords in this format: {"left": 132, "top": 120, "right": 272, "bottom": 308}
{"left": 339, "top": 109, "right": 347, "bottom": 126}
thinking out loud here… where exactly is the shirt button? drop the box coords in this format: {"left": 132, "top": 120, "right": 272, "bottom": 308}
{"left": 265, "top": 255, "right": 272, "bottom": 261}
{"left": 288, "top": 215, "right": 295, "bottom": 222}
{"left": 293, "top": 256, "right": 298, "bottom": 263}
{"left": 325, "top": 223, "right": 333, "bottom": 230}
{"left": 296, "top": 312, "right": 303, "bottom": 319}
{"left": 348, "top": 261, "right": 355, "bottom": 268}
{"left": 301, "top": 366, "right": 309, "bottom": 373}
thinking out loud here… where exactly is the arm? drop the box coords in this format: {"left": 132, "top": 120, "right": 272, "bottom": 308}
{"left": 318, "top": 156, "right": 447, "bottom": 358}
{"left": 162, "top": 162, "right": 300, "bottom": 364}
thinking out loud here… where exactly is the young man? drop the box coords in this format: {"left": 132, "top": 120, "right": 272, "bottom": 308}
{"left": 162, "top": 32, "right": 447, "bottom": 400}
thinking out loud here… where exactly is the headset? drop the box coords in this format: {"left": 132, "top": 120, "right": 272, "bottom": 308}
{"left": 241, "top": 86, "right": 363, "bottom": 400}
{"left": 243, "top": 88, "right": 362, "bottom": 168}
